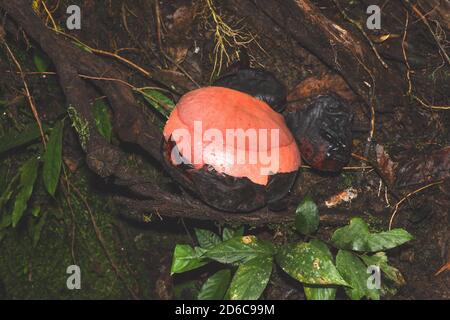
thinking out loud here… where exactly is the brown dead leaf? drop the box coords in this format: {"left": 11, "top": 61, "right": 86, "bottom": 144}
{"left": 435, "top": 262, "right": 450, "bottom": 276}
{"left": 325, "top": 188, "right": 358, "bottom": 208}
{"left": 376, "top": 144, "right": 397, "bottom": 186}
{"left": 287, "top": 74, "right": 357, "bottom": 102}
{"left": 167, "top": 5, "right": 195, "bottom": 34}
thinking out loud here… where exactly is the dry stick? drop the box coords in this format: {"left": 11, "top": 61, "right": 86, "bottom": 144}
{"left": 389, "top": 180, "right": 444, "bottom": 230}
{"left": 55, "top": 30, "right": 153, "bottom": 78}
{"left": 41, "top": 0, "right": 58, "bottom": 30}
{"left": 1, "top": 40, "right": 47, "bottom": 148}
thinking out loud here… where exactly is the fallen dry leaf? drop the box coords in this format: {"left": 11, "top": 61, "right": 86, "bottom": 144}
{"left": 435, "top": 262, "right": 450, "bottom": 276}
{"left": 325, "top": 187, "right": 358, "bottom": 208}
{"left": 288, "top": 73, "right": 357, "bottom": 103}
{"left": 376, "top": 144, "right": 397, "bottom": 186}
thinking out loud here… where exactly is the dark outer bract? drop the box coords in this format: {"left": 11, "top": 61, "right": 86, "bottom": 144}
{"left": 162, "top": 138, "right": 297, "bottom": 212}
{"left": 213, "top": 68, "right": 287, "bottom": 112}
{"left": 285, "top": 95, "right": 353, "bottom": 172}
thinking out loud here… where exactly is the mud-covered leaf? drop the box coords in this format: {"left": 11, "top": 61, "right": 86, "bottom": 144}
{"left": 222, "top": 226, "right": 244, "bottom": 241}
{"left": 336, "top": 250, "right": 380, "bottom": 300}
{"left": 276, "top": 241, "right": 348, "bottom": 286}
{"left": 195, "top": 229, "right": 222, "bottom": 250}
{"left": 331, "top": 218, "right": 413, "bottom": 252}
{"left": 360, "top": 252, "right": 405, "bottom": 285}
{"left": 140, "top": 88, "right": 175, "bottom": 118}
{"left": 198, "top": 269, "right": 231, "bottom": 300}
{"left": 206, "top": 236, "right": 275, "bottom": 265}
{"left": 12, "top": 158, "right": 40, "bottom": 227}
{"left": 228, "top": 256, "right": 272, "bottom": 300}
{"left": 303, "top": 240, "right": 337, "bottom": 299}
{"left": 295, "top": 196, "right": 319, "bottom": 235}
{"left": 93, "top": 100, "right": 113, "bottom": 142}
{"left": 171, "top": 244, "right": 208, "bottom": 275}
{"left": 43, "top": 121, "right": 64, "bottom": 196}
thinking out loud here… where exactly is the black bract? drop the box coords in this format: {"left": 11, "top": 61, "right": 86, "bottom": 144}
{"left": 214, "top": 68, "right": 287, "bottom": 112}
{"left": 285, "top": 94, "right": 353, "bottom": 172}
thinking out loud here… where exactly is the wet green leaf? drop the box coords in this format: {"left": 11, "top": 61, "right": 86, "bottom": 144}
{"left": 222, "top": 226, "right": 244, "bottom": 241}
{"left": 43, "top": 121, "right": 64, "bottom": 196}
{"left": 195, "top": 229, "right": 222, "bottom": 250}
{"left": 140, "top": 88, "right": 174, "bottom": 118}
{"left": 170, "top": 244, "right": 208, "bottom": 275}
{"left": 304, "top": 286, "right": 337, "bottom": 300}
{"left": 93, "top": 100, "right": 112, "bottom": 142}
{"left": 228, "top": 256, "right": 272, "bottom": 300}
{"left": 206, "top": 236, "right": 275, "bottom": 265}
{"left": 295, "top": 196, "right": 319, "bottom": 235}
{"left": 198, "top": 269, "right": 231, "bottom": 300}
{"left": 276, "top": 241, "right": 348, "bottom": 286}
{"left": 336, "top": 250, "right": 380, "bottom": 300}
{"left": 12, "top": 158, "right": 40, "bottom": 227}
{"left": 303, "top": 240, "right": 337, "bottom": 300}
{"left": 331, "top": 218, "right": 413, "bottom": 252}
{"left": 360, "top": 252, "right": 405, "bottom": 285}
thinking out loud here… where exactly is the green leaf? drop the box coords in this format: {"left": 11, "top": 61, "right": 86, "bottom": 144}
{"left": 360, "top": 252, "right": 405, "bottom": 286}
{"left": 198, "top": 269, "right": 232, "bottom": 300}
{"left": 0, "top": 172, "right": 19, "bottom": 213}
{"left": 93, "top": 100, "right": 113, "bottom": 142}
{"left": 140, "top": 88, "right": 175, "bottom": 118}
{"left": 206, "top": 236, "right": 275, "bottom": 265}
{"left": 304, "top": 286, "right": 337, "bottom": 300}
{"left": 32, "top": 211, "right": 48, "bottom": 247}
{"left": 33, "top": 53, "right": 49, "bottom": 73}
{"left": 295, "top": 196, "right": 319, "bottom": 235}
{"left": 222, "top": 226, "right": 244, "bottom": 241}
{"left": 336, "top": 250, "right": 380, "bottom": 300}
{"left": 276, "top": 241, "right": 348, "bottom": 286}
{"left": 228, "top": 256, "right": 272, "bottom": 300}
{"left": 170, "top": 244, "right": 208, "bottom": 275}
{"left": 195, "top": 229, "right": 222, "bottom": 250}
{"left": 43, "top": 121, "right": 64, "bottom": 196}
{"left": 331, "top": 217, "right": 414, "bottom": 252}
{"left": 12, "top": 158, "right": 40, "bottom": 227}
{"left": 303, "top": 240, "right": 337, "bottom": 300}
{"left": 0, "top": 123, "right": 48, "bottom": 155}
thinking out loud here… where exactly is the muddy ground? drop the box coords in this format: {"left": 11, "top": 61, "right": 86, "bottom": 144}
{"left": 0, "top": 0, "right": 448, "bottom": 299}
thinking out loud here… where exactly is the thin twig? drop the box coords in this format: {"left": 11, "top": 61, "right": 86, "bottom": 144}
{"left": 389, "top": 180, "right": 444, "bottom": 230}
{"left": 2, "top": 40, "right": 47, "bottom": 148}
{"left": 401, "top": 10, "right": 450, "bottom": 110}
